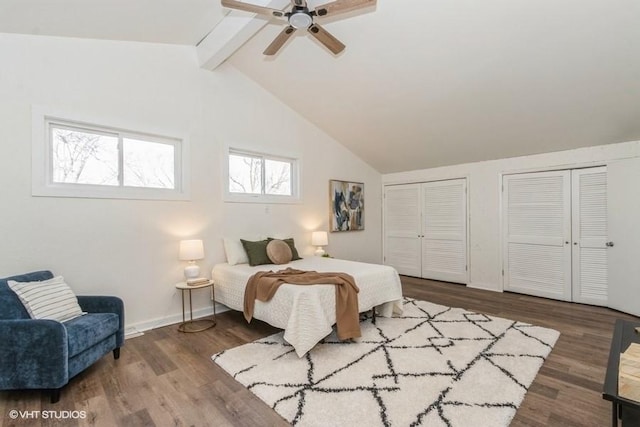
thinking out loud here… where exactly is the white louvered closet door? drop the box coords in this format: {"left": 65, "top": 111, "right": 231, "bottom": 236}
{"left": 421, "top": 179, "right": 468, "bottom": 284}
{"left": 571, "top": 167, "right": 608, "bottom": 306}
{"left": 503, "top": 171, "right": 572, "bottom": 301}
{"left": 384, "top": 184, "right": 422, "bottom": 277}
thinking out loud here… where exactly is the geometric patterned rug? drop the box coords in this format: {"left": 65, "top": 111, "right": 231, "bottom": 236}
{"left": 212, "top": 298, "right": 559, "bottom": 426}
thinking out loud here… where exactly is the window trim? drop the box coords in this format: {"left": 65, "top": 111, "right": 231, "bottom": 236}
{"left": 32, "top": 106, "right": 190, "bottom": 201}
{"left": 224, "top": 146, "right": 301, "bottom": 204}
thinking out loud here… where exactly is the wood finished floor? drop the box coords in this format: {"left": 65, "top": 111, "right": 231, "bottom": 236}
{"left": 1, "top": 276, "right": 638, "bottom": 427}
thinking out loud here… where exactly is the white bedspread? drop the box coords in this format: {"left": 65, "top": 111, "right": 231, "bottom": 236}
{"left": 212, "top": 257, "right": 403, "bottom": 356}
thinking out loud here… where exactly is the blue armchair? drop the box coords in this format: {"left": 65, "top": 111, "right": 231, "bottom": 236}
{"left": 0, "top": 271, "right": 124, "bottom": 403}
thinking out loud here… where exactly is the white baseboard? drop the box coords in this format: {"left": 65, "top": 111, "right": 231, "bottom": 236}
{"left": 124, "top": 327, "right": 144, "bottom": 339}
{"left": 466, "top": 282, "right": 503, "bottom": 292}
{"left": 124, "top": 302, "right": 229, "bottom": 338}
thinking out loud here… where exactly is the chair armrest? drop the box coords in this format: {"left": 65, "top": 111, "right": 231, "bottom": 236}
{"left": 77, "top": 296, "right": 125, "bottom": 347}
{"left": 0, "top": 319, "right": 68, "bottom": 390}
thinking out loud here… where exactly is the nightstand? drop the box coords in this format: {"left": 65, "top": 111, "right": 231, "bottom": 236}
{"left": 175, "top": 280, "right": 216, "bottom": 333}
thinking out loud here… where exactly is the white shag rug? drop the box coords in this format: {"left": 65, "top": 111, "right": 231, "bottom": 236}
{"left": 212, "top": 298, "right": 559, "bottom": 426}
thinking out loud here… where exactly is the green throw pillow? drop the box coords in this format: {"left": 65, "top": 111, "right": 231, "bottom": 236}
{"left": 241, "top": 239, "right": 272, "bottom": 266}
{"left": 267, "top": 237, "right": 302, "bottom": 260}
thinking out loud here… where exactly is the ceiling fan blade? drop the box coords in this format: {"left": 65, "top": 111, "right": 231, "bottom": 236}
{"left": 221, "top": 0, "right": 286, "bottom": 18}
{"left": 308, "top": 24, "right": 345, "bottom": 55}
{"left": 315, "top": 0, "right": 375, "bottom": 17}
{"left": 263, "top": 26, "right": 297, "bottom": 55}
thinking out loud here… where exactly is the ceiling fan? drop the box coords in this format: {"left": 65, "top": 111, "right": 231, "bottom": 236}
{"left": 221, "top": 0, "right": 376, "bottom": 55}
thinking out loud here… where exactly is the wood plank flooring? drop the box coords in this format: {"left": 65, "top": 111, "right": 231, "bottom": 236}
{"left": 1, "top": 276, "right": 638, "bottom": 426}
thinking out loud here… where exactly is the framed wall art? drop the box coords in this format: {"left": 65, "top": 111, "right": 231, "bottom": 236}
{"left": 330, "top": 180, "right": 364, "bottom": 232}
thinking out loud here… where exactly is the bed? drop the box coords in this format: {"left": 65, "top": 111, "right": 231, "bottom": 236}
{"left": 212, "top": 257, "right": 403, "bottom": 356}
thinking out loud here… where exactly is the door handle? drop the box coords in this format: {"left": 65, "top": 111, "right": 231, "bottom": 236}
{"left": 606, "top": 241, "right": 614, "bottom": 247}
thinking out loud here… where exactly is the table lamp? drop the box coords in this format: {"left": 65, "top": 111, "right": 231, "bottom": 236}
{"left": 179, "top": 239, "right": 204, "bottom": 279}
{"left": 311, "top": 231, "right": 328, "bottom": 256}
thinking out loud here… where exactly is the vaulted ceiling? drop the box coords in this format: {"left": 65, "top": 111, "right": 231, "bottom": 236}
{"left": 2, "top": 0, "right": 640, "bottom": 173}
{"left": 0, "top": 0, "right": 226, "bottom": 45}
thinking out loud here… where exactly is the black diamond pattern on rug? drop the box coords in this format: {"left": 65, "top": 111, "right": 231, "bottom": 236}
{"left": 213, "top": 297, "right": 559, "bottom": 427}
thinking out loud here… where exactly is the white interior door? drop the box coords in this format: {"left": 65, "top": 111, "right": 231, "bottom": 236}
{"left": 384, "top": 184, "right": 422, "bottom": 277}
{"left": 571, "top": 167, "right": 608, "bottom": 306}
{"left": 503, "top": 171, "right": 572, "bottom": 301}
{"left": 421, "top": 179, "right": 468, "bottom": 284}
{"left": 607, "top": 157, "right": 640, "bottom": 316}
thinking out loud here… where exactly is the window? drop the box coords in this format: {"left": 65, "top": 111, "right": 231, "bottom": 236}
{"left": 33, "top": 112, "right": 188, "bottom": 200}
{"left": 226, "top": 148, "right": 299, "bottom": 203}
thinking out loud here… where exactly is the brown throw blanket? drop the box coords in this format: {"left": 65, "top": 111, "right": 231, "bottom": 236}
{"left": 244, "top": 268, "right": 361, "bottom": 340}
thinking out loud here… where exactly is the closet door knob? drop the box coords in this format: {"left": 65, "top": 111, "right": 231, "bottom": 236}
{"left": 606, "top": 241, "right": 614, "bottom": 247}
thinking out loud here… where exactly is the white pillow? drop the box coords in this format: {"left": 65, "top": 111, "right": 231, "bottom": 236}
{"left": 8, "top": 276, "right": 84, "bottom": 323}
{"left": 223, "top": 236, "right": 265, "bottom": 266}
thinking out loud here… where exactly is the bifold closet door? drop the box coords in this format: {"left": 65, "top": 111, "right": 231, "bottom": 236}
{"left": 421, "top": 179, "right": 468, "bottom": 284}
{"left": 571, "top": 167, "right": 608, "bottom": 306}
{"left": 384, "top": 184, "right": 422, "bottom": 277}
{"left": 503, "top": 171, "right": 572, "bottom": 301}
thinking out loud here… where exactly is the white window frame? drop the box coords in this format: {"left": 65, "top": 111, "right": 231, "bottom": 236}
{"left": 32, "top": 107, "right": 190, "bottom": 201}
{"left": 224, "top": 146, "right": 301, "bottom": 204}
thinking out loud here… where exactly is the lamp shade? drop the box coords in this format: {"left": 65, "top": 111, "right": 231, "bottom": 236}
{"left": 179, "top": 239, "right": 204, "bottom": 261}
{"left": 311, "top": 231, "right": 328, "bottom": 247}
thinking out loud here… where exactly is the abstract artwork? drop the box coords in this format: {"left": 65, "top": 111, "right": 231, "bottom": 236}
{"left": 330, "top": 180, "right": 364, "bottom": 232}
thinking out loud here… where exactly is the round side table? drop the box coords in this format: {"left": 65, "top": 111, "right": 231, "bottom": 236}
{"left": 175, "top": 280, "right": 216, "bottom": 333}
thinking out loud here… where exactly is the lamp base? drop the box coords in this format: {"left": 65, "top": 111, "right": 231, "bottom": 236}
{"left": 314, "top": 247, "right": 326, "bottom": 257}
{"left": 184, "top": 264, "right": 200, "bottom": 280}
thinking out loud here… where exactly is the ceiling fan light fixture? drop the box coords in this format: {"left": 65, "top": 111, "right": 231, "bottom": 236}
{"left": 289, "top": 12, "right": 313, "bottom": 29}
{"left": 221, "top": 0, "right": 377, "bottom": 55}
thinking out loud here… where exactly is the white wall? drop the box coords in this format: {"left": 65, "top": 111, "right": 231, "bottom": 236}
{"left": 0, "top": 33, "right": 382, "bottom": 332}
{"left": 200, "top": 64, "right": 382, "bottom": 265}
{"left": 383, "top": 140, "right": 640, "bottom": 292}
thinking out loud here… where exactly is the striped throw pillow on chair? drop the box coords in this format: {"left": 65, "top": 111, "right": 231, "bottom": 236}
{"left": 8, "top": 276, "right": 84, "bottom": 322}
